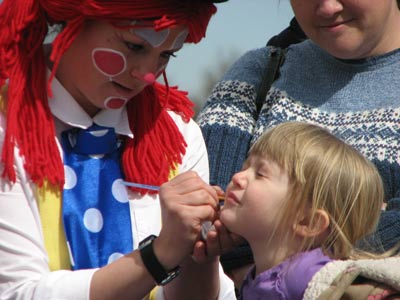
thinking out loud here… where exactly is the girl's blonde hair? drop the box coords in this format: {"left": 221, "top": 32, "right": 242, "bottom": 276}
{"left": 250, "top": 122, "right": 384, "bottom": 259}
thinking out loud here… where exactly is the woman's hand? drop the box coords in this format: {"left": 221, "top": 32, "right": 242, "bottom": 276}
{"left": 154, "top": 171, "right": 220, "bottom": 270}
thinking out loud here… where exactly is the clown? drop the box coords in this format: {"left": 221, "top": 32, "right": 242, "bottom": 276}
{"left": 0, "top": 0, "right": 235, "bottom": 299}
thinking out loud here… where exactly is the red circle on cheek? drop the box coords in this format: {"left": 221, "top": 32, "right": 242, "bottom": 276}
{"left": 105, "top": 98, "right": 127, "bottom": 109}
{"left": 93, "top": 49, "right": 126, "bottom": 76}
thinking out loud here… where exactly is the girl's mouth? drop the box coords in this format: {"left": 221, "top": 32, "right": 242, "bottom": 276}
{"left": 225, "top": 191, "right": 241, "bottom": 206}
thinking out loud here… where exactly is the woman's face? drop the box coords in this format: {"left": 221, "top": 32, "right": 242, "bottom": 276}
{"left": 291, "top": 0, "right": 400, "bottom": 59}
{"left": 56, "top": 20, "right": 188, "bottom": 116}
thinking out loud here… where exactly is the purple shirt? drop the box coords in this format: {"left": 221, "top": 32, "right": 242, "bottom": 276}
{"left": 239, "top": 248, "right": 332, "bottom": 300}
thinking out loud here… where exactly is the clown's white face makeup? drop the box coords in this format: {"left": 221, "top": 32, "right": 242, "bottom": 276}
{"left": 132, "top": 26, "right": 188, "bottom": 49}
{"left": 55, "top": 20, "right": 188, "bottom": 116}
{"left": 134, "top": 27, "right": 170, "bottom": 48}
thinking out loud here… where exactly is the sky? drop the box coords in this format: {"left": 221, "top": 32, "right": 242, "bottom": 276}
{"left": 167, "top": 0, "right": 294, "bottom": 105}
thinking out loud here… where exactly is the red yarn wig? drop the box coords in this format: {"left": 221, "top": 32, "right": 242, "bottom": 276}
{"left": 0, "top": 0, "right": 217, "bottom": 193}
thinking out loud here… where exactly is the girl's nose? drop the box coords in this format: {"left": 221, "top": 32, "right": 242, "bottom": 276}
{"left": 231, "top": 170, "right": 248, "bottom": 189}
{"left": 316, "top": 0, "right": 343, "bottom": 18}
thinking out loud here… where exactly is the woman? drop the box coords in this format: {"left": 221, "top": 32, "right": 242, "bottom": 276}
{"left": 0, "top": 0, "right": 234, "bottom": 299}
{"left": 198, "top": 0, "right": 400, "bottom": 290}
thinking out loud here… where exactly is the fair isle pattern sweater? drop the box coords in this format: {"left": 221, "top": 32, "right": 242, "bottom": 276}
{"left": 197, "top": 40, "right": 400, "bottom": 267}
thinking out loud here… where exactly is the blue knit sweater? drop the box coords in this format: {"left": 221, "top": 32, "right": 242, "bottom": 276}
{"left": 197, "top": 40, "right": 400, "bottom": 271}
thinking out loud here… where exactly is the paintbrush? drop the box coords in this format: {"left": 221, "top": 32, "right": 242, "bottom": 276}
{"left": 122, "top": 181, "right": 224, "bottom": 205}
{"left": 122, "top": 181, "right": 224, "bottom": 240}
{"left": 121, "top": 181, "right": 160, "bottom": 191}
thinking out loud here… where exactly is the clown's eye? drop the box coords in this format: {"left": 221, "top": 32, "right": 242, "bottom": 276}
{"left": 125, "top": 41, "right": 144, "bottom": 52}
{"left": 161, "top": 51, "right": 177, "bottom": 59}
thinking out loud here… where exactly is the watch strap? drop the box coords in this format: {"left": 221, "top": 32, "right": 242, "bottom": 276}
{"left": 139, "top": 235, "right": 180, "bottom": 285}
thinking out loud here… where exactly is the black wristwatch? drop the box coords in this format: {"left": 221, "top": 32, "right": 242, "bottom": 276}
{"left": 139, "top": 235, "right": 180, "bottom": 285}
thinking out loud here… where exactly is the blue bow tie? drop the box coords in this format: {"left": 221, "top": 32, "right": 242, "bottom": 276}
{"left": 69, "top": 124, "right": 118, "bottom": 155}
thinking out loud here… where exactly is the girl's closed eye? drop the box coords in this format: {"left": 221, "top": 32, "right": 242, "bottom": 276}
{"left": 256, "top": 171, "right": 268, "bottom": 178}
{"left": 256, "top": 167, "right": 269, "bottom": 179}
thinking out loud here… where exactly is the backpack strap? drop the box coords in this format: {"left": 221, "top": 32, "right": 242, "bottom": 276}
{"left": 255, "top": 17, "right": 306, "bottom": 114}
{"left": 255, "top": 46, "right": 286, "bottom": 114}
{"left": 267, "top": 17, "right": 307, "bottom": 49}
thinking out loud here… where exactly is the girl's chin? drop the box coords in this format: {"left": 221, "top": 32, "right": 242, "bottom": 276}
{"left": 219, "top": 210, "right": 235, "bottom": 229}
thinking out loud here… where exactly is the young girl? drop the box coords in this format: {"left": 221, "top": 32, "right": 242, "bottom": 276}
{"left": 220, "top": 122, "right": 384, "bottom": 299}
{"left": 198, "top": 0, "right": 400, "bottom": 288}
{"left": 0, "top": 0, "right": 235, "bottom": 299}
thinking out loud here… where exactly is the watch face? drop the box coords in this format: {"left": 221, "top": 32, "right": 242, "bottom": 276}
{"left": 139, "top": 234, "right": 157, "bottom": 249}
{"left": 160, "top": 268, "right": 181, "bottom": 286}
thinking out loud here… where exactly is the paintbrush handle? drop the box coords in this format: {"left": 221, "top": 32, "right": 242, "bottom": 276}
{"left": 121, "top": 181, "right": 160, "bottom": 191}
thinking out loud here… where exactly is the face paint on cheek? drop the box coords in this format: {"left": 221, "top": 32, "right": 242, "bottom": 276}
{"left": 104, "top": 96, "right": 128, "bottom": 110}
{"left": 92, "top": 48, "right": 127, "bottom": 78}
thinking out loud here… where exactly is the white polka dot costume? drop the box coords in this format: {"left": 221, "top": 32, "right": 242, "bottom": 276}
{"left": 62, "top": 124, "right": 133, "bottom": 269}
